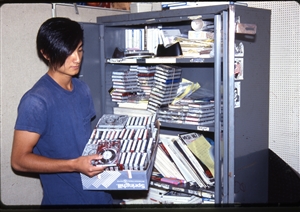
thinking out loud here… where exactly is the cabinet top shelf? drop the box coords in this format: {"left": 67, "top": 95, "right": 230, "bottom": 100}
{"left": 97, "top": 5, "right": 230, "bottom": 26}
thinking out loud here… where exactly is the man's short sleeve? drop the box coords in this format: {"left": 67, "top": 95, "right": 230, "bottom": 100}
{"left": 15, "top": 94, "right": 48, "bottom": 135}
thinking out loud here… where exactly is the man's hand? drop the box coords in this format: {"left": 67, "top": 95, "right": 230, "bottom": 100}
{"left": 73, "top": 154, "right": 107, "bottom": 177}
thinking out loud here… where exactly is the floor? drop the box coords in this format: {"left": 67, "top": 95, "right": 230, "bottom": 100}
{"left": 268, "top": 149, "right": 300, "bottom": 205}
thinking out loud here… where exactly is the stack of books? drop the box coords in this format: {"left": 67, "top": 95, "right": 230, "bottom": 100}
{"left": 122, "top": 132, "right": 216, "bottom": 204}
{"left": 124, "top": 132, "right": 215, "bottom": 204}
{"left": 157, "top": 134, "right": 214, "bottom": 188}
{"left": 125, "top": 28, "right": 145, "bottom": 51}
{"left": 175, "top": 36, "right": 214, "bottom": 58}
{"left": 151, "top": 132, "right": 215, "bottom": 201}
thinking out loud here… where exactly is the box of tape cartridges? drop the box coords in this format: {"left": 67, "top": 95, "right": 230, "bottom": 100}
{"left": 80, "top": 113, "right": 160, "bottom": 190}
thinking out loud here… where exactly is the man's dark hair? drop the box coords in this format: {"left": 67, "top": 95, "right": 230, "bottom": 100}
{"left": 36, "top": 17, "right": 83, "bottom": 69}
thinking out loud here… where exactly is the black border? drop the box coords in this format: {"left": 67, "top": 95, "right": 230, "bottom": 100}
{"left": 1, "top": 1, "right": 300, "bottom": 211}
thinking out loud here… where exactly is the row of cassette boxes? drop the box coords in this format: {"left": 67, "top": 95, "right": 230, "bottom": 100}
{"left": 80, "top": 114, "right": 160, "bottom": 190}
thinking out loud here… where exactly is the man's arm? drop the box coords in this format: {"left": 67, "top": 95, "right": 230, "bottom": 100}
{"left": 11, "top": 130, "right": 105, "bottom": 177}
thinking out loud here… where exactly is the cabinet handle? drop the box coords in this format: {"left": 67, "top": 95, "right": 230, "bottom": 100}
{"left": 236, "top": 23, "right": 257, "bottom": 35}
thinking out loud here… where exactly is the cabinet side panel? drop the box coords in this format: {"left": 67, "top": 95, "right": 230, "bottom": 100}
{"left": 233, "top": 6, "right": 271, "bottom": 203}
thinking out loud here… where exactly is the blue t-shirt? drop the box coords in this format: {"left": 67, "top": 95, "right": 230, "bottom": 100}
{"left": 15, "top": 74, "right": 113, "bottom": 205}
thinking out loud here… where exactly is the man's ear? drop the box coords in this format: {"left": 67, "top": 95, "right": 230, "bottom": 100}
{"left": 40, "top": 49, "right": 50, "bottom": 61}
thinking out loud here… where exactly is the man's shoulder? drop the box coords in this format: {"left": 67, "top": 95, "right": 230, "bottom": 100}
{"left": 21, "top": 75, "right": 57, "bottom": 103}
{"left": 72, "top": 77, "right": 91, "bottom": 92}
{"left": 73, "top": 77, "right": 87, "bottom": 86}
{"left": 30, "top": 76, "right": 54, "bottom": 95}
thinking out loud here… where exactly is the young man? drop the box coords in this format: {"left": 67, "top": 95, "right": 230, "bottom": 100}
{"left": 11, "top": 17, "right": 113, "bottom": 205}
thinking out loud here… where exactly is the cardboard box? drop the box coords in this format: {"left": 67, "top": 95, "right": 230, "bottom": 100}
{"left": 130, "top": 3, "right": 152, "bottom": 13}
{"left": 130, "top": 2, "right": 161, "bottom": 13}
{"left": 80, "top": 114, "right": 160, "bottom": 190}
{"left": 111, "top": 2, "right": 131, "bottom": 11}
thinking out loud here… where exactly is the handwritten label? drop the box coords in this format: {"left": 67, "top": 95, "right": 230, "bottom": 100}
{"left": 197, "top": 126, "right": 210, "bottom": 131}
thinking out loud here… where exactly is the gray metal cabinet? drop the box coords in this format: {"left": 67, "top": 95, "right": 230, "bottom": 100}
{"left": 79, "top": 4, "right": 271, "bottom": 204}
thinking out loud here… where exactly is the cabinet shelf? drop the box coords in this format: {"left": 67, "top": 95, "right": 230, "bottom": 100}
{"left": 160, "top": 121, "right": 215, "bottom": 132}
{"left": 107, "top": 56, "right": 215, "bottom": 64}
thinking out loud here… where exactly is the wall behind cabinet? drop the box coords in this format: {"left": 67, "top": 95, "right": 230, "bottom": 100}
{"left": 0, "top": 3, "right": 129, "bottom": 206}
{"left": 244, "top": 1, "right": 300, "bottom": 174}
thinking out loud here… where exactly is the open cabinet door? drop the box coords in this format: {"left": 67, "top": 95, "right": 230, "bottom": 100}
{"left": 79, "top": 22, "right": 103, "bottom": 128}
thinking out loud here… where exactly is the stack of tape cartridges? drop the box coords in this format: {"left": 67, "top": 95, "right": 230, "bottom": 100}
{"left": 147, "top": 64, "right": 182, "bottom": 113}
{"left": 83, "top": 114, "right": 158, "bottom": 171}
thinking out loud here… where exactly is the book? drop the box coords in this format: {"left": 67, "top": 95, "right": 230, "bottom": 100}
{"left": 150, "top": 175, "right": 214, "bottom": 199}
{"left": 174, "top": 137, "right": 214, "bottom": 186}
{"left": 182, "top": 134, "right": 215, "bottom": 178}
{"left": 178, "top": 132, "right": 201, "bottom": 145}
{"left": 160, "top": 134, "right": 207, "bottom": 188}
{"left": 172, "top": 140, "right": 208, "bottom": 187}
{"left": 125, "top": 28, "right": 145, "bottom": 50}
{"left": 154, "top": 144, "right": 185, "bottom": 180}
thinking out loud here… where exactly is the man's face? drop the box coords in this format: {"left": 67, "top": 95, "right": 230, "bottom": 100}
{"left": 57, "top": 41, "right": 83, "bottom": 76}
